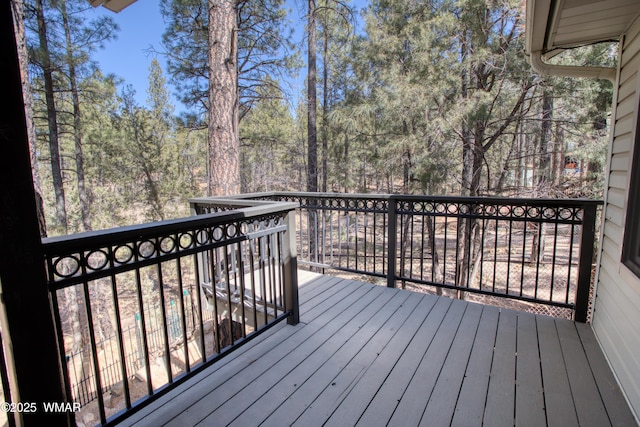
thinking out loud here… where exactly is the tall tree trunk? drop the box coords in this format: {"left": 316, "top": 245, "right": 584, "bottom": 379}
{"left": 553, "top": 121, "right": 565, "bottom": 186}
{"left": 517, "top": 119, "right": 526, "bottom": 190}
{"left": 36, "top": 0, "right": 68, "bottom": 232}
{"left": 307, "top": 0, "right": 318, "bottom": 193}
{"left": 457, "top": 37, "right": 473, "bottom": 296}
{"left": 60, "top": 0, "right": 92, "bottom": 232}
{"left": 208, "top": 0, "right": 240, "bottom": 196}
{"left": 307, "top": 0, "right": 318, "bottom": 266}
{"left": 538, "top": 85, "right": 553, "bottom": 191}
{"left": 11, "top": 0, "right": 46, "bottom": 237}
{"left": 321, "top": 8, "right": 328, "bottom": 193}
{"left": 343, "top": 132, "right": 349, "bottom": 192}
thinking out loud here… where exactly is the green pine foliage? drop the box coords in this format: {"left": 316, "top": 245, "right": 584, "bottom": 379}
{"left": 23, "top": 0, "right": 615, "bottom": 235}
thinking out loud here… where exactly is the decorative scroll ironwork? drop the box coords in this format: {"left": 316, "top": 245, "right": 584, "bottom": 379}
{"left": 44, "top": 212, "right": 287, "bottom": 290}
{"left": 396, "top": 198, "right": 583, "bottom": 224}
{"left": 201, "top": 192, "right": 601, "bottom": 322}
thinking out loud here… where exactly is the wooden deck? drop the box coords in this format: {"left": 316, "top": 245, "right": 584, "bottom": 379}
{"left": 120, "top": 272, "right": 636, "bottom": 427}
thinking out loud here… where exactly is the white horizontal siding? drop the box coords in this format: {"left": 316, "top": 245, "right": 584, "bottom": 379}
{"left": 603, "top": 219, "right": 622, "bottom": 243}
{"left": 612, "top": 133, "right": 632, "bottom": 154}
{"left": 604, "top": 202, "right": 625, "bottom": 227}
{"left": 606, "top": 187, "right": 626, "bottom": 208}
{"left": 617, "top": 93, "right": 637, "bottom": 118}
{"left": 614, "top": 114, "right": 634, "bottom": 137}
{"left": 608, "top": 170, "right": 628, "bottom": 189}
{"left": 593, "top": 14, "right": 640, "bottom": 422}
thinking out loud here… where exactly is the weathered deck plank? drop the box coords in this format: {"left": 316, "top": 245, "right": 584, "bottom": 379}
{"left": 556, "top": 319, "right": 611, "bottom": 427}
{"left": 483, "top": 309, "right": 517, "bottom": 426}
{"left": 258, "top": 292, "right": 428, "bottom": 426}
{"left": 537, "top": 315, "right": 579, "bottom": 427}
{"left": 575, "top": 322, "right": 637, "bottom": 426}
{"left": 120, "top": 273, "right": 637, "bottom": 427}
{"left": 515, "top": 312, "right": 546, "bottom": 427}
{"left": 419, "top": 302, "right": 483, "bottom": 426}
{"left": 352, "top": 296, "right": 453, "bottom": 427}
{"left": 300, "top": 293, "right": 438, "bottom": 426}
{"left": 220, "top": 288, "right": 409, "bottom": 426}
{"left": 165, "top": 281, "right": 384, "bottom": 426}
{"left": 450, "top": 306, "right": 499, "bottom": 426}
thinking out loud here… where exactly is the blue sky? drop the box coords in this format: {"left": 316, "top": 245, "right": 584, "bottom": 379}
{"left": 92, "top": 0, "right": 367, "bottom": 114}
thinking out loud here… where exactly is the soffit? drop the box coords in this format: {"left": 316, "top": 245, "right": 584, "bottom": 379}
{"left": 527, "top": 0, "right": 640, "bottom": 55}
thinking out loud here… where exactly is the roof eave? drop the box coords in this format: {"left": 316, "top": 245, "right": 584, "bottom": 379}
{"left": 88, "top": 0, "right": 137, "bottom": 13}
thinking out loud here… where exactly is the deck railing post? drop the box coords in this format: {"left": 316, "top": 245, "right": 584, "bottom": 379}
{"left": 284, "top": 208, "right": 300, "bottom": 325}
{"left": 0, "top": 6, "right": 69, "bottom": 425}
{"left": 575, "top": 202, "right": 598, "bottom": 322}
{"left": 387, "top": 197, "right": 397, "bottom": 288}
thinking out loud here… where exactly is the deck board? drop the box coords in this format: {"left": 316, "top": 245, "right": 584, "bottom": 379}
{"left": 556, "top": 319, "right": 611, "bottom": 427}
{"left": 419, "top": 302, "right": 483, "bottom": 426}
{"left": 224, "top": 288, "right": 411, "bottom": 426}
{"left": 515, "top": 312, "right": 546, "bottom": 427}
{"left": 575, "top": 322, "right": 637, "bottom": 427}
{"left": 353, "top": 296, "right": 453, "bottom": 427}
{"left": 306, "top": 294, "right": 438, "bottom": 426}
{"left": 450, "top": 306, "right": 499, "bottom": 427}
{"left": 537, "top": 315, "right": 579, "bottom": 427}
{"left": 260, "top": 292, "right": 428, "bottom": 426}
{"left": 121, "top": 273, "right": 637, "bottom": 427}
{"left": 483, "top": 309, "right": 517, "bottom": 426}
{"left": 387, "top": 299, "right": 467, "bottom": 426}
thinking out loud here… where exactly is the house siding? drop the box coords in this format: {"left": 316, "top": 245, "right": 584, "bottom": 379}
{"left": 593, "top": 14, "right": 640, "bottom": 421}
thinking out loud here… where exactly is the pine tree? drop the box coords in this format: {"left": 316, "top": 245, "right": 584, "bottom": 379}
{"left": 208, "top": 0, "right": 240, "bottom": 196}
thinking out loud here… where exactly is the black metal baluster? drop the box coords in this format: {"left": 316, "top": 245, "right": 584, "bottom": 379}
{"left": 566, "top": 211, "right": 577, "bottom": 304}
{"left": 479, "top": 214, "right": 486, "bottom": 290}
{"left": 80, "top": 279, "right": 106, "bottom": 424}
{"left": 192, "top": 251, "right": 206, "bottom": 364}
{"left": 155, "top": 261, "right": 172, "bottom": 384}
{"left": 236, "top": 242, "right": 247, "bottom": 339}
{"left": 355, "top": 212, "right": 359, "bottom": 272}
{"left": 223, "top": 246, "right": 234, "bottom": 347}
{"left": 420, "top": 212, "right": 426, "bottom": 282}
{"left": 209, "top": 247, "right": 221, "bottom": 354}
{"left": 50, "top": 287, "right": 74, "bottom": 409}
{"left": 248, "top": 235, "right": 258, "bottom": 331}
{"left": 269, "top": 232, "right": 278, "bottom": 316}
{"left": 259, "top": 235, "right": 269, "bottom": 326}
{"left": 106, "top": 245, "right": 131, "bottom": 410}
{"left": 549, "top": 221, "right": 559, "bottom": 303}
{"left": 443, "top": 210, "right": 449, "bottom": 285}
{"left": 492, "top": 216, "right": 499, "bottom": 293}
{"left": 520, "top": 207, "right": 529, "bottom": 296}
{"left": 534, "top": 221, "right": 543, "bottom": 299}
{"left": 175, "top": 257, "right": 190, "bottom": 373}
{"left": 409, "top": 208, "right": 415, "bottom": 281}
{"left": 506, "top": 214, "right": 514, "bottom": 295}
{"left": 454, "top": 203, "right": 461, "bottom": 288}
{"left": 277, "top": 229, "right": 286, "bottom": 313}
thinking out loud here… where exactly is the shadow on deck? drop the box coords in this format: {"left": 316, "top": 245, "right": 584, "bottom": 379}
{"left": 119, "top": 271, "right": 636, "bottom": 427}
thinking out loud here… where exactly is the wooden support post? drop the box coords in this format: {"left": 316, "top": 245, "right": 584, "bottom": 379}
{"left": 283, "top": 209, "right": 299, "bottom": 325}
{"left": 0, "top": 4, "right": 68, "bottom": 425}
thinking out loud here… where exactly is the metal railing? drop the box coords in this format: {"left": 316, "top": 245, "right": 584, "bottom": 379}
{"left": 38, "top": 191, "right": 601, "bottom": 425}
{"left": 66, "top": 291, "right": 210, "bottom": 408}
{"left": 42, "top": 199, "right": 298, "bottom": 426}
{"left": 194, "top": 192, "right": 601, "bottom": 322}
